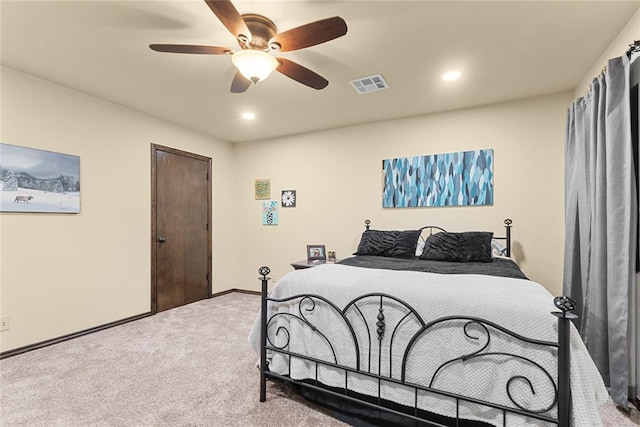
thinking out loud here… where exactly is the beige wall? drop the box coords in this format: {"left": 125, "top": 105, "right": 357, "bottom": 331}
{"left": 0, "top": 67, "right": 238, "bottom": 352}
{"left": 234, "top": 92, "right": 572, "bottom": 295}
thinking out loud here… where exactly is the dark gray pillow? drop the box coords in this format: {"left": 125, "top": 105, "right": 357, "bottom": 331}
{"left": 419, "top": 231, "right": 493, "bottom": 263}
{"left": 355, "top": 229, "right": 420, "bottom": 259}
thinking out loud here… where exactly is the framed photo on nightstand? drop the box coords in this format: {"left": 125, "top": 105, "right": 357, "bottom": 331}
{"left": 306, "top": 244, "right": 326, "bottom": 262}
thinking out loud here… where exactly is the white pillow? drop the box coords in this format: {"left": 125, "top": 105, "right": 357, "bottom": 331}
{"left": 491, "top": 239, "right": 508, "bottom": 257}
{"left": 415, "top": 236, "right": 426, "bottom": 256}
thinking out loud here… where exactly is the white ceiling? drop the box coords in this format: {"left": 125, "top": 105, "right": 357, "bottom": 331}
{"left": 2, "top": 1, "right": 639, "bottom": 143}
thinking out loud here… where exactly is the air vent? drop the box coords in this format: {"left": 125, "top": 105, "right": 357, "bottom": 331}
{"left": 350, "top": 74, "right": 389, "bottom": 94}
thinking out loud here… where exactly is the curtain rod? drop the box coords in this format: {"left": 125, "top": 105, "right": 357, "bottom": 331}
{"left": 627, "top": 40, "right": 640, "bottom": 58}
{"left": 600, "top": 40, "right": 639, "bottom": 73}
{"left": 580, "top": 40, "right": 636, "bottom": 94}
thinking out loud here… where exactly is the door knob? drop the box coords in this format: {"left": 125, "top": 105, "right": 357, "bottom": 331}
{"left": 158, "top": 237, "right": 166, "bottom": 243}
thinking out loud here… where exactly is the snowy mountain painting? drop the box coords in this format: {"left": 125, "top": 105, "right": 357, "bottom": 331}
{"left": 0, "top": 143, "right": 80, "bottom": 213}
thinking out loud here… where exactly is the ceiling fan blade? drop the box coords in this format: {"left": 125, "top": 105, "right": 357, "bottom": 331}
{"left": 276, "top": 58, "right": 328, "bottom": 90}
{"left": 149, "top": 44, "right": 232, "bottom": 55}
{"left": 270, "top": 17, "right": 347, "bottom": 52}
{"left": 204, "top": 0, "right": 251, "bottom": 41}
{"left": 230, "top": 71, "right": 252, "bottom": 93}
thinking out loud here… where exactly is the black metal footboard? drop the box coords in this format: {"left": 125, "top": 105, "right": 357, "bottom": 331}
{"left": 258, "top": 266, "right": 576, "bottom": 427}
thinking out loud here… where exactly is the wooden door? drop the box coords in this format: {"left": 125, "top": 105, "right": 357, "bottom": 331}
{"left": 151, "top": 144, "right": 211, "bottom": 313}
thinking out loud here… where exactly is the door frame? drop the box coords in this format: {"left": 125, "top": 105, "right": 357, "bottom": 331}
{"left": 151, "top": 143, "right": 212, "bottom": 314}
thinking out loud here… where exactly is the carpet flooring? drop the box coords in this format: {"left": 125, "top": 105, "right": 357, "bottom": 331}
{"left": 0, "top": 292, "right": 637, "bottom": 426}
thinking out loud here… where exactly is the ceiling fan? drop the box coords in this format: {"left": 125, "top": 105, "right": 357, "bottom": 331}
{"left": 149, "top": 0, "right": 348, "bottom": 93}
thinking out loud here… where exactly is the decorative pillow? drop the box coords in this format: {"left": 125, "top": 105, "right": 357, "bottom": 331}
{"left": 355, "top": 230, "right": 398, "bottom": 256}
{"left": 419, "top": 231, "right": 493, "bottom": 263}
{"left": 388, "top": 230, "right": 422, "bottom": 258}
{"left": 355, "top": 229, "right": 421, "bottom": 259}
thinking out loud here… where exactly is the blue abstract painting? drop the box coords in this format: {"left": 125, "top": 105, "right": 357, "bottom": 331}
{"left": 383, "top": 149, "right": 494, "bottom": 208}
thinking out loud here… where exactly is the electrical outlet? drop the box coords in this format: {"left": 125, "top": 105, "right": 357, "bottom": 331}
{"left": 0, "top": 316, "right": 10, "bottom": 332}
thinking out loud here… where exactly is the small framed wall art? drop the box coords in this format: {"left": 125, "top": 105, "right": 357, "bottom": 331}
{"left": 307, "top": 244, "right": 326, "bottom": 262}
{"left": 262, "top": 200, "right": 278, "bottom": 225}
{"left": 281, "top": 190, "right": 296, "bottom": 207}
{"left": 255, "top": 179, "right": 270, "bottom": 200}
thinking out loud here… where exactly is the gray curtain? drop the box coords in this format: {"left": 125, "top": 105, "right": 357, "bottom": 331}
{"left": 564, "top": 54, "right": 638, "bottom": 409}
{"left": 631, "top": 53, "right": 640, "bottom": 408}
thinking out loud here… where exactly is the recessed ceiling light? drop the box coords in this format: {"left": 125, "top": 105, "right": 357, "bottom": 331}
{"left": 241, "top": 112, "right": 256, "bottom": 120}
{"left": 443, "top": 71, "right": 462, "bottom": 81}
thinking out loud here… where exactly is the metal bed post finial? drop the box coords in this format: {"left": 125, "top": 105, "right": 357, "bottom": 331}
{"left": 551, "top": 296, "right": 578, "bottom": 427}
{"left": 504, "top": 218, "right": 512, "bottom": 258}
{"left": 365, "top": 219, "right": 371, "bottom": 231}
{"left": 258, "top": 266, "right": 271, "bottom": 403}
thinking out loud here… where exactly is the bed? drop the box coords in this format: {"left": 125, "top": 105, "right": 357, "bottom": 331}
{"left": 248, "top": 220, "right": 608, "bottom": 426}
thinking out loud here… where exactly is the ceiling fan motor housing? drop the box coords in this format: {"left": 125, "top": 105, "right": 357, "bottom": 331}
{"left": 241, "top": 14, "right": 278, "bottom": 51}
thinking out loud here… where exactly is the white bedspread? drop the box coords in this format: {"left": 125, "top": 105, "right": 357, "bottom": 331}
{"left": 248, "top": 264, "right": 608, "bottom": 426}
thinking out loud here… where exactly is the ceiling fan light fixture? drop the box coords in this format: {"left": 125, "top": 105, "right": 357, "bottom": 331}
{"left": 231, "top": 50, "right": 279, "bottom": 83}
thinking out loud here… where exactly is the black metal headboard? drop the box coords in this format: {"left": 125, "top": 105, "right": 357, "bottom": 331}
{"left": 494, "top": 218, "right": 513, "bottom": 257}
{"left": 363, "top": 218, "right": 513, "bottom": 258}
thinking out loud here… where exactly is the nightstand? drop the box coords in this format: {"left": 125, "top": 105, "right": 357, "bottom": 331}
{"left": 290, "top": 260, "right": 340, "bottom": 270}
